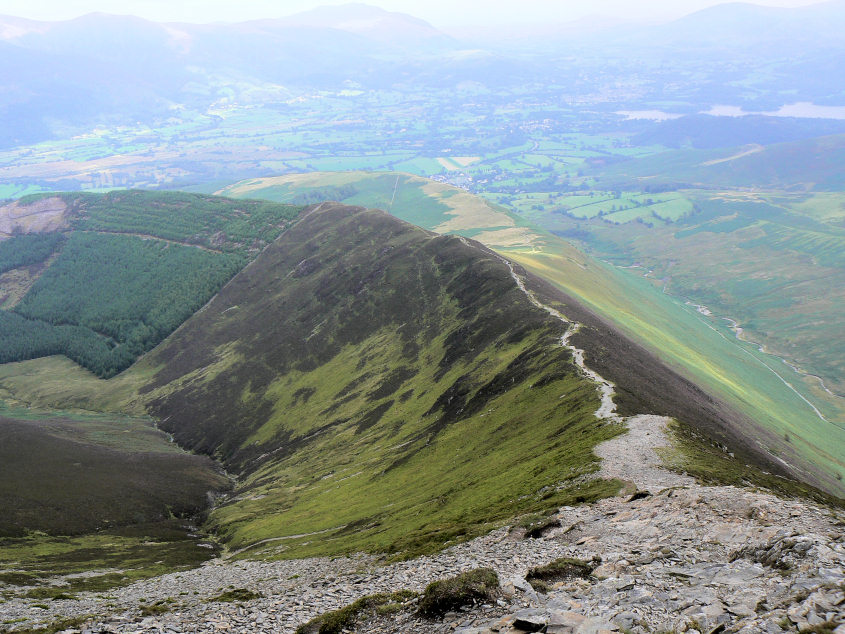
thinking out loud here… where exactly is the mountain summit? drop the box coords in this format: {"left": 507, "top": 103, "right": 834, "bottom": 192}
{"left": 264, "top": 3, "right": 454, "bottom": 49}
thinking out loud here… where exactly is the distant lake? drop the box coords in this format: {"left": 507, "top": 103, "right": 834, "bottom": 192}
{"left": 618, "top": 102, "right": 845, "bottom": 121}
{"left": 616, "top": 110, "right": 684, "bottom": 121}
{"left": 704, "top": 102, "right": 845, "bottom": 119}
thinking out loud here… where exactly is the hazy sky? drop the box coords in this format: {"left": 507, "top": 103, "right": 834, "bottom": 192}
{"left": 0, "top": 0, "right": 827, "bottom": 27}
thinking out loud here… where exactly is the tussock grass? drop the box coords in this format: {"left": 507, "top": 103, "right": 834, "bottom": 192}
{"left": 295, "top": 590, "right": 418, "bottom": 634}
{"left": 525, "top": 557, "right": 599, "bottom": 593}
{"left": 417, "top": 569, "right": 499, "bottom": 617}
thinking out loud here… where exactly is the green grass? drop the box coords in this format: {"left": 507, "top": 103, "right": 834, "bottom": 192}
{"left": 525, "top": 557, "right": 598, "bottom": 592}
{"left": 0, "top": 355, "right": 149, "bottom": 414}
{"left": 503, "top": 240, "right": 845, "bottom": 494}
{"left": 660, "top": 420, "right": 843, "bottom": 507}
{"left": 417, "top": 568, "right": 499, "bottom": 617}
{"left": 594, "top": 134, "right": 845, "bottom": 191}
{"left": 0, "top": 404, "right": 227, "bottom": 591}
{"left": 208, "top": 588, "right": 262, "bottom": 603}
{"left": 537, "top": 190, "right": 845, "bottom": 399}
{"left": 0, "top": 526, "right": 219, "bottom": 595}
{"left": 220, "top": 171, "right": 526, "bottom": 248}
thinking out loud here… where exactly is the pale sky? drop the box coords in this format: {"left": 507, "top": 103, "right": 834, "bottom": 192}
{"left": 0, "top": 0, "right": 827, "bottom": 27}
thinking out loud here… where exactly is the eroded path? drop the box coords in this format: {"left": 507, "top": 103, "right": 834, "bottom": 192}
{"left": 594, "top": 414, "right": 696, "bottom": 493}
{"left": 498, "top": 256, "right": 617, "bottom": 422}
{"left": 498, "top": 255, "right": 689, "bottom": 493}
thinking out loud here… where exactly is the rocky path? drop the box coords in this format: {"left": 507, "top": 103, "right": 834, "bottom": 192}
{"left": 595, "top": 414, "right": 696, "bottom": 494}
{"left": 498, "top": 255, "right": 617, "bottom": 421}
{"left": 4, "top": 476, "right": 841, "bottom": 634}
{"left": 499, "top": 255, "right": 695, "bottom": 494}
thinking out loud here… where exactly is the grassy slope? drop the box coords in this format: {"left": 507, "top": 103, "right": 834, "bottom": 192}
{"left": 135, "top": 203, "right": 622, "bottom": 558}
{"left": 506, "top": 244, "right": 845, "bottom": 494}
{"left": 542, "top": 190, "right": 845, "bottom": 397}
{"left": 218, "top": 172, "right": 844, "bottom": 494}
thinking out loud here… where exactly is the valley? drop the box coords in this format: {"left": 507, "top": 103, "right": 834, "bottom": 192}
{"left": 2, "top": 193, "right": 838, "bottom": 633}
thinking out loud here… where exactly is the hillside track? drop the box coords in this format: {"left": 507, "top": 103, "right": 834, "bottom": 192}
{"left": 496, "top": 251, "right": 688, "bottom": 493}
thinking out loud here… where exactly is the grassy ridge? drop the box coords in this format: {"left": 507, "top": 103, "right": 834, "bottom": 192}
{"left": 137, "top": 203, "right": 622, "bottom": 558}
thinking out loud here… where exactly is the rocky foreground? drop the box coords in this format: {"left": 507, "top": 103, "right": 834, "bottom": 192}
{"left": 2, "top": 416, "right": 843, "bottom": 633}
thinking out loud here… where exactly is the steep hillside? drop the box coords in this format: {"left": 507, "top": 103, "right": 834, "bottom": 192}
{"left": 0, "top": 411, "right": 227, "bottom": 537}
{"left": 594, "top": 134, "right": 845, "bottom": 191}
{"left": 136, "top": 202, "right": 621, "bottom": 558}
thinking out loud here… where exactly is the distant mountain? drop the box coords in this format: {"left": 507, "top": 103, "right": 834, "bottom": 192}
{"left": 268, "top": 3, "right": 455, "bottom": 49}
{"left": 622, "top": 0, "right": 845, "bottom": 52}
{"left": 1, "top": 1, "right": 844, "bottom": 148}
{"left": 595, "top": 133, "right": 845, "bottom": 190}
{"left": 633, "top": 114, "right": 845, "bottom": 149}
{"left": 0, "top": 6, "right": 468, "bottom": 146}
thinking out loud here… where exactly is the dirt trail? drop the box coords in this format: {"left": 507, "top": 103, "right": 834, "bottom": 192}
{"left": 594, "top": 413, "right": 695, "bottom": 492}
{"left": 498, "top": 256, "right": 618, "bottom": 422}
{"left": 0, "top": 196, "right": 68, "bottom": 235}
{"left": 497, "top": 253, "right": 688, "bottom": 492}
{"left": 80, "top": 230, "right": 225, "bottom": 253}
{"left": 700, "top": 143, "right": 763, "bottom": 166}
